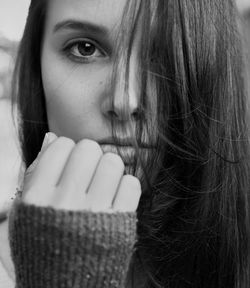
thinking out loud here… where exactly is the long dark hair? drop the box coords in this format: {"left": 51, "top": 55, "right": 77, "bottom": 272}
{"left": 12, "top": 0, "right": 250, "bottom": 287}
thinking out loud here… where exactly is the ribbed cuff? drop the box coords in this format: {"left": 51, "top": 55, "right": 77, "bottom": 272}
{"left": 8, "top": 199, "right": 137, "bottom": 288}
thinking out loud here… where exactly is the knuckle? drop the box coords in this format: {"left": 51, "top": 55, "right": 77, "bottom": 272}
{"left": 123, "top": 175, "right": 141, "bottom": 192}
{"left": 102, "top": 152, "right": 124, "bottom": 169}
{"left": 56, "top": 136, "right": 75, "bottom": 149}
{"left": 47, "top": 137, "right": 75, "bottom": 158}
{"left": 76, "top": 139, "right": 103, "bottom": 155}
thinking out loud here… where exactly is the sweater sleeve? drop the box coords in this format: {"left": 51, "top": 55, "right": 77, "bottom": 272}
{"left": 8, "top": 198, "right": 137, "bottom": 288}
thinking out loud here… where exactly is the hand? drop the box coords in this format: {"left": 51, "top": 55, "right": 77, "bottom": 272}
{"left": 21, "top": 133, "right": 142, "bottom": 212}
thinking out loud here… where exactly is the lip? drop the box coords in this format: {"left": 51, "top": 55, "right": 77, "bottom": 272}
{"left": 98, "top": 137, "right": 154, "bottom": 149}
{"left": 100, "top": 144, "right": 136, "bottom": 165}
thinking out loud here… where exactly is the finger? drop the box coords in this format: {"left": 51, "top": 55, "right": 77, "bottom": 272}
{"left": 85, "top": 153, "right": 124, "bottom": 212}
{"left": 23, "top": 137, "right": 75, "bottom": 205}
{"left": 25, "top": 132, "right": 58, "bottom": 177}
{"left": 112, "top": 175, "right": 141, "bottom": 212}
{"left": 55, "top": 139, "right": 103, "bottom": 210}
{"left": 22, "top": 132, "right": 58, "bottom": 202}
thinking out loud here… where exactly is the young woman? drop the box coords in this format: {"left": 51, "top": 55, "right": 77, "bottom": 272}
{"left": 1, "top": 0, "right": 250, "bottom": 287}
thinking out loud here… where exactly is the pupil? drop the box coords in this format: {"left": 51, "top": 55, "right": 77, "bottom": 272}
{"left": 78, "top": 43, "right": 95, "bottom": 56}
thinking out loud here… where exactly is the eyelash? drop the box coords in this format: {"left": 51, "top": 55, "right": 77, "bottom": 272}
{"left": 63, "top": 39, "right": 107, "bottom": 63}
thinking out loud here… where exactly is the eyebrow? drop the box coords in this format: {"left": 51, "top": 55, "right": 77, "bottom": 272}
{"left": 53, "top": 20, "right": 109, "bottom": 36}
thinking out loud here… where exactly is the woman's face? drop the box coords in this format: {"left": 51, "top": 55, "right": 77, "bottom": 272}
{"left": 41, "top": 0, "right": 140, "bottom": 146}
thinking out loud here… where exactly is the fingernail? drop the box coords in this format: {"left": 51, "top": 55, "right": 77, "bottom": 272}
{"left": 41, "top": 133, "right": 49, "bottom": 151}
{"left": 41, "top": 132, "right": 57, "bottom": 152}
{"left": 25, "top": 133, "right": 57, "bottom": 177}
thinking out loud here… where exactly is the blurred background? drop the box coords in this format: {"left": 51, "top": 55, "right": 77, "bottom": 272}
{"left": 0, "top": 0, "right": 30, "bottom": 217}
{"left": 0, "top": 0, "right": 250, "bottom": 218}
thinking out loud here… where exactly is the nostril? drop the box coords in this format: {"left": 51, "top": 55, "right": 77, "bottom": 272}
{"left": 106, "top": 108, "right": 143, "bottom": 121}
{"left": 107, "top": 110, "right": 119, "bottom": 119}
{"left": 131, "top": 108, "right": 143, "bottom": 121}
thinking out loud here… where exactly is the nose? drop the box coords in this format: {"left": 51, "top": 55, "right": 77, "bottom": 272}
{"left": 101, "top": 53, "right": 141, "bottom": 122}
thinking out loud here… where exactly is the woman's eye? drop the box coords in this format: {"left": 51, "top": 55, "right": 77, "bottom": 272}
{"left": 64, "top": 40, "right": 106, "bottom": 62}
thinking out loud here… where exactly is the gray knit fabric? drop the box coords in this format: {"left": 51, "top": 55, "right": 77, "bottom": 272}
{"left": 8, "top": 199, "right": 137, "bottom": 288}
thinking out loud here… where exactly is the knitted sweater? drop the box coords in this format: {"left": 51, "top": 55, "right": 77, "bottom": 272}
{"left": 7, "top": 198, "right": 138, "bottom": 288}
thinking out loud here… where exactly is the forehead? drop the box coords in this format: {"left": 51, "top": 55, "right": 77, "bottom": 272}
{"left": 46, "top": 0, "right": 127, "bottom": 30}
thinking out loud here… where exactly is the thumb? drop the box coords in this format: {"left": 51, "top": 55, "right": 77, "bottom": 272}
{"left": 40, "top": 132, "right": 58, "bottom": 154}
{"left": 23, "top": 132, "right": 58, "bottom": 190}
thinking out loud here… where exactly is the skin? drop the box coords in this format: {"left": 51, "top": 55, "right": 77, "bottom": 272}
{"left": 23, "top": 0, "right": 142, "bottom": 212}
{"left": 41, "top": 0, "right": 139, "bottom": 142}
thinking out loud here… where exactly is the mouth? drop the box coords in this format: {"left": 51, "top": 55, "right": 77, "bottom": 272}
{"left": 99, "top": 144, "right": 136, "bottom": 166}
{"left": 98, "top": 137, "right": 155, "bottom": 175}
{"left": 99, "top": 142, "right": 153, "bottom": 180}
{"left": 98, "top": 137, "right": 154, "bottom": 149}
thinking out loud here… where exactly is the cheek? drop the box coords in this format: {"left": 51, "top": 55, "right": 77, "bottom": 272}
{"left": 41, "top": 55, "right": 105, "bottom": 137}
{"left": 42, "top": 63, "right": 85, "bottom": 110}
{"left": 44, "top": 65, "right": 78, "bottom": 112}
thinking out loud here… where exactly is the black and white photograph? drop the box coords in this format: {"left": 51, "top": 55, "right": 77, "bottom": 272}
{"left": 1, "top": 0, "right": 250, "bottom": 287}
